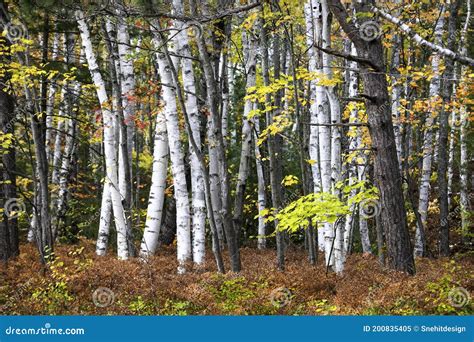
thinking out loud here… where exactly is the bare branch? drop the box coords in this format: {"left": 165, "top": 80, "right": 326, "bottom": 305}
{"left": 312, "top": 44, "right": 382, "bottom": 72}
{"left": 372, "top": 6, "right": 474, "bottom": 67}
{"left": 302, "top": 122, "right": 369, "bottom": 127}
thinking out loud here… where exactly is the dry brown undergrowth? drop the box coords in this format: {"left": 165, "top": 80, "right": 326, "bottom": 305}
{"left": 0, "top": 239, "right": 472, "bottom": 315}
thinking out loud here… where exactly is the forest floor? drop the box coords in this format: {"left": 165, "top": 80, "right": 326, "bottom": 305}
{"left": 1, "top": 239, "right": 472, "bottom": 315}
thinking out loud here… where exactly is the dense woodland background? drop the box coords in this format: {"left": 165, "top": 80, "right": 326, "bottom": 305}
{"left": 0, "top": 0, "right": 472, "bottom": 315}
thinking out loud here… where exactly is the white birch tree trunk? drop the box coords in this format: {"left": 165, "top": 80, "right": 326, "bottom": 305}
{"left": 233, "top": 27, "right": 257, "bottom": 241}
{"left": 319, "top": 97, "right": 332, "bottom": 264}
{"left": 207, "top": 118, "right": 225, "bottom": 249}
{"left": 96, "top": 181, "right": 112, "bottom": 256}
{"left": 51, "top": 87, "right": 67, "bottom": 185}
{"left": 253, "top": 104, "right": 267, "bottom": 249}
{"left": 172, "top": 0, "right": 207, "bottom": 265}
{"left": 171, "top": 0, "right": 206, "bottom": 263}
{"left": 104, "top": 18, "right": 134, "bottom": 255}
{"left": 54, "top": 80, "right": 81, "bottom": 238}
{"left": 391, "top": 38, "right": 403, "bottom": 167}
{"left": 315, "top": 0, "right": 340, "bottom": 267}
{"left": 228, "top": 62, "right": 236, "bottom": 146}
{"left": 154, "top": 34, "right": 192, "bottom": 273}
{"left": 347, "top": 45, "right": 372, "bottom": 254}
{"left": 140, "top": 110, "right": 168, "bottom": 257}
{"left": 115, "top": 16, "right": 136, "bottom": 202}
{"left": 305, "top": 0, "right": 325, "bottom": 251}
{"left": 116, "top": 16, "right": 136, "bottom": 162}
{"left": 343, "top": 46, "right": 359, "bottom": 256}
{"left": 459, "top": 0, "right": 471, "bottom": 238}
{"left": 459, "top": 93, "right": 470, "bottom": 236}
{"left": 415, "top": 11, "right": 444, "bottom": 257}
{"left": 27, "top": 213, "right": 36, "bottom": 242}
{"left": 322, "top": 0, "right": 345, "bottom": 274}
{"left": 76, "top": 9, "right": 129, "bottom": 260}
{"left": 447, "top": 81, "right": 457, "bottom": 206}
{"left": 220, "top": 51, "right": 230, "bottom": 148}
{"left": 357, "top": 139, "right": 372, "bottom": 254}
{"left": 45, "top": 33, "right": 60, "bottom": 163}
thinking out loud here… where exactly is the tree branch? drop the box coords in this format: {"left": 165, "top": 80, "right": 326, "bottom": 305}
{"left": 108, "top": 2, "right": 262, "bottom": 24}
{"left": 312, "top": 44, "right": 382, "bottom": 71}
{"left": 302, "top": 122, "right": 369, "bottom": 127}
{"left": 372, "top": 6, "right": 474, "bottom": 67}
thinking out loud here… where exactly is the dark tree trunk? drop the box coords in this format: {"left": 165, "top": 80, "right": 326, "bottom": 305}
{"left": 1, "top": 0, "right": 52, "bottom": 262}
{"left": 375, "top": 211, "right": 385, "bottom": 265}
{"left": 0, "top": 1, "right": 18, "bottom": 264}
{"left": 29, "top": 95, "right": 53, "bottom": 263}
{"left": 159, "top": 197, "right": 177, "bottom": 246}
{"left": 261, "top": 14, "right": 285, "bottom": 271}
{"left": 328, "top": 0, "right": 415, "bottom": 274}
{"left": 0, "top": 62, "right": 18, "bottom": 262}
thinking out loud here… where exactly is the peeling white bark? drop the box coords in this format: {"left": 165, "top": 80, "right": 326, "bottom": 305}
{"left": 76, "top": 10, "right": 129, "bottom": 260}
{"left": 447, "top": 84, "right": 457, "bottom": 206}
{"left": 459, "top": 0, "right": 471, "bottom": 236}
{"left": 45, "top": 33, "right": 60, "bottom": 163}
{"left": 253, "top": 104, "right": 267, "bottom": 249}
{"left": 140, "top": 110, "right": 168, "bottom": 257}
{"left": 415, "top": 10, "right": 444, "bottom": 257}
{"left": 51, "top": 87, "right": 67, "bottom": 185}
{"left": 305, "top": 0, "right": 325, "bottom": 251}
{"left": 343, "top": 44, "right": 359, "bottom": 257}
{"left": 172, "top": 0, "right": 207, "bottom": 265}
{"left": 116, "top": 16, "right": 136, "bottom": 200}
{"left": 96, "top": 181, "right": 112, "bottom": 256}
{"left": 54, "top": 80, "right": 81, "bottom": 238}
{"left": 155, "top": 33, "right": 192, "bottom": 273}
{"left": 233, "top": 27, "right": 258, "bottom": 242}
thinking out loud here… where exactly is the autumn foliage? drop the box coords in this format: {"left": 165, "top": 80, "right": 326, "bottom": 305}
{"left": 1, "top": 240, "right": 472, "bottom": 315}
